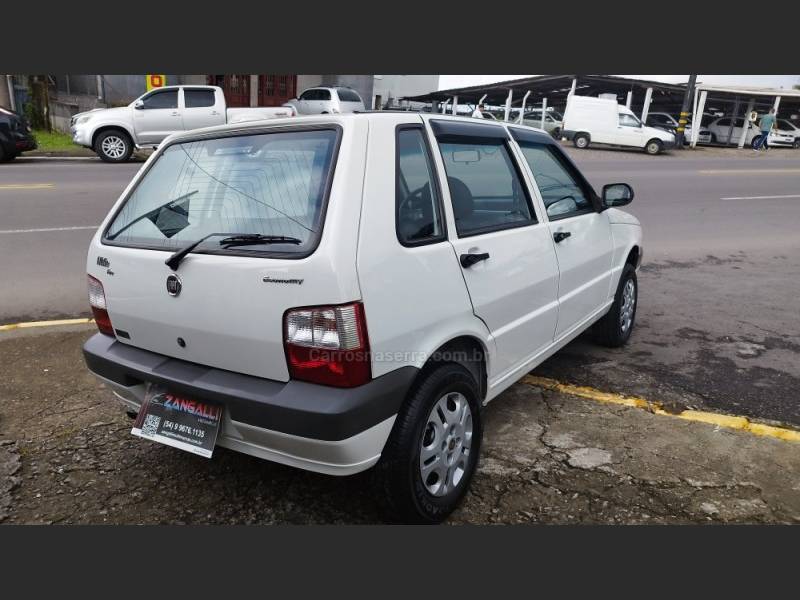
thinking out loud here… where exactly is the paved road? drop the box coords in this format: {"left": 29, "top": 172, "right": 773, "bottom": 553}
{"left": 1, "top": 150, "right": 799, "bottom": 424}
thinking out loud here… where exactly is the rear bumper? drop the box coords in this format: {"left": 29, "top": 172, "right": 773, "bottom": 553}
{"left": 83, "top": 333, "right": 417, "bottom": 474}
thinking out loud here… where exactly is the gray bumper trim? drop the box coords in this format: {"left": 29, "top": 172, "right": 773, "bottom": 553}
{"left": 83, "top": 333, "right": 417, "bottom": 442}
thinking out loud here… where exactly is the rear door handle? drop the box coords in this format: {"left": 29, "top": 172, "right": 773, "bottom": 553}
{"left": 460, "top": 252, "right": 490, "bottom": 268}
{"left": 553, "top": 231, "right": 571, "bottom": 243}
{"left": 171, "top": 111, "right": 180, "bottom": 116}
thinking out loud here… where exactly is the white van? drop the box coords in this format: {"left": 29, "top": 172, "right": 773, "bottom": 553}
{"left": 563, "top": 95, "right": 675, "bottom": 155}
{"left": 82, "top": 113, "right": 642, "bottom": 523}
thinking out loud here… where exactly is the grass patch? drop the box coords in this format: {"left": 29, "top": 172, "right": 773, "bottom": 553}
{"left": 33, "top": 129, "right": 76, "bottom": 152}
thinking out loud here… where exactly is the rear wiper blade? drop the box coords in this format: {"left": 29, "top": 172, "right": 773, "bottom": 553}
{"left": 165, "top": 232, "right": 302, "bottom": 271}
{"left": 219, "top": 234, "right": 302, "bottom": 248}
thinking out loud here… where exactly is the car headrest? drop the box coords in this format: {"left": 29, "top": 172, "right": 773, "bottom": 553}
{"left": 448, "top": 177, "right": 473, "bottom": 221}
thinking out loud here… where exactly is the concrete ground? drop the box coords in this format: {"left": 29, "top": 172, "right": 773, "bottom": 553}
{"left": 1, "top": 325, "right": 798, "bottom": 524}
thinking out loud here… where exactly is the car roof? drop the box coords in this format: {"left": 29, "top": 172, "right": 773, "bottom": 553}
{"left": 162, "top": 112, "right": 553, "bottom": 146}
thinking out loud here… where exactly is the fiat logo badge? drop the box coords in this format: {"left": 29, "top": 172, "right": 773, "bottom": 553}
{"left": 166, "top": 274, "right": 182, "bottom": 297}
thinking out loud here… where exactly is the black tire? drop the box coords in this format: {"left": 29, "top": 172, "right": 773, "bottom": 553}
{"left": 751, "top": 136, "right": 762, "bottom": 150}
{"left": 551, "top": 127, "right": 562, "bottom": 139}
{"left": 793, "top": 139, "right": 800, "bottom": 149}
{"left": 374, "top": 363, "right": 483, "bottom": 524}
{"left": 595, "top": 263, "right": 638, "bottom": 347}
{"left": 94, "top": 129, "right": 133, "bottom": 163}
{"left": 573, "top": 133, "right": 590, "bottom": 149}
{"left": 0, "top": 145, "right": 14, "bottom": 162}
{"left": 645, "top": 139, "right": 663, "bottom": 155}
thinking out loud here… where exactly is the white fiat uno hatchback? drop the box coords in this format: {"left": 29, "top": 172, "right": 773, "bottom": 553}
{"left": 83, "top": 113, "right": 642, "bottom": 523}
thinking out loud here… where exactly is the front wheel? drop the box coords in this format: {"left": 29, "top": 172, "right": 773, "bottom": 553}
{"left": 595, "top": 263, "right": 638, "bottom": 347}
{"left": 573, "top": 133, "right": 590, "bottom": 149}
{"left": 374, "top": 363, "right": 482, "bottom": 524}
{"left": 645, "top": 139, "right": 663, "bottom": 155}
{"left": 94, "top": 129, "right": 133, "bottom": 163}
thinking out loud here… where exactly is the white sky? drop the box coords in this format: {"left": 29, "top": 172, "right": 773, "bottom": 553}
{"left": 439, "top": 74, "right": 800, "bottom": 90}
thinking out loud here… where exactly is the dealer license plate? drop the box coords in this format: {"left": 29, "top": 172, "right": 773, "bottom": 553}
{"left": 131, "top": 385, "right": 222, "bottom": 458}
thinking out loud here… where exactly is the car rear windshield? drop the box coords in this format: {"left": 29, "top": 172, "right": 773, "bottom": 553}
{"left": 336, "top": 88, "right": 362, "bottom": 103}
{"left": 104, "top": 128, "right": 339, "bottom": 256}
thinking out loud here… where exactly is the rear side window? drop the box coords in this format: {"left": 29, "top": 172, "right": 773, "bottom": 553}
{"left": 396, "top": 127, "right": 444, "bottom": 246}
{"left": 336, "top": 88, "right": 362, "bottom": 103}
{"left": 104, "top": 128, "right": 340, "bottom": 257}
{"left": 141, "top": 90, "right": 178, "bottom": 109}
{"left": 437, "top": 140, "right": 535, "bottom": 237}
{"left": 517, "top": 142, "right": 594, "bottom": 219}
{"left": 184, "top": 89, "right": 215, "bottom": 108}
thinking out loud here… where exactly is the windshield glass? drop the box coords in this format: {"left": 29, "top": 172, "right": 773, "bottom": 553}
{"left": 105, "top": 129, "right": 339, "bottom": 254}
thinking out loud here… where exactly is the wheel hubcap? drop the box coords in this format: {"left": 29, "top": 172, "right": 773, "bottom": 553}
{"left": 619, "top": 278, "right": 636, "bottom": 333}
{"left": 101, "top": 136, "right": 126, "bottom": 159}
{"left": 419, "top": 392, "right": 473, "bottom": 497}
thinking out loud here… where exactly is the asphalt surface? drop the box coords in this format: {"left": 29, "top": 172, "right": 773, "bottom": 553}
{"left": 1, "top": 148, "right": 799, "bottom": 430}
{"left": 3, "top": 325, "right": 799, "bottom": 524}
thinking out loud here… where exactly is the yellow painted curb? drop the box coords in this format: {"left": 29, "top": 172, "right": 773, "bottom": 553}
{"left": 0, "top": 183, "right": 55, "bottom": 190}
{"left": 522, "top": 375, "right": 800, "bottom": 443}
{"left": 0, "top": 318, "right": 94, "bottom": 332}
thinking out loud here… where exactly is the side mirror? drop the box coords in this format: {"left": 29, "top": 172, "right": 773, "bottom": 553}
{"left": 134, "top": 100, "right": 144, "bottom": 110}
{"left": 602, "top": 183, "right": 634, "bottom": 208}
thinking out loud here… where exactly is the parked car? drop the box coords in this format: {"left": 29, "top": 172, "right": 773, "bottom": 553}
{"left": 706, "top": 117, "right": 795, "bottom": 148}
{"left": 511, "top": 108, "right": 563, "bottom": 138}
{"left": 645, "top": 111, "right": 712, "bottom": 144}
{"left": 563, "top": 95, "right": 675, "bottom": 154}
{"left": 775, "top": 119, "right": 800, "bottom": 148}
{"left": 0, "top": 106, "right": 37, "bottom": 162}
{"left": 283, "top": 87, "right": 365, "bottom": 115}
{"left": 82, "top": 113, "right": 642, "bottom": 523}
{"left": 70, "top": 85, "right": 296, "bottom": 162}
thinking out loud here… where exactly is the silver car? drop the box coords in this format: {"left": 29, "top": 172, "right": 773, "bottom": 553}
{"left": 284, "top": 87, "right": 365, "bottom": 115}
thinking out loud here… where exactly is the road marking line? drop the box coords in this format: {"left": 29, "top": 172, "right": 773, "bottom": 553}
{"left": 0, "top": 226, "right": 98, "bottom": 234}
{"left": 0, "top": 318, "right": 94, "bottom": 332}
{"left": 522, "top": 375, "right": 800, "bottom": 443}
{"left": 0, "top": 183, "right": 55, "bottom": 190}
{"left": 720, "top": 194, "right": 800, "bottom": 200}
{"left": 699, "top": 168, "right": 800, "bottom": 175}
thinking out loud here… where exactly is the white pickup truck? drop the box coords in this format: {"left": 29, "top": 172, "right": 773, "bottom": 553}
{"left": 70, "top": 85, "right": 296, "bottom": 162}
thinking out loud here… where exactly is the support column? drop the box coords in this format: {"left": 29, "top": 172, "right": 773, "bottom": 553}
{"left": 503, "top": 89, "right": 513, "bottom": 122}
{"left": 773, "top": 96, "right": 782, "bottom": 114}
{"left": 540, "top": 98, "right": 548, "bottom": 129}
{"left": 519, "top": 91, "right": 530, "bottom": 123}
{"left": 250, "top": 75, "right": 258, "bottom": 107}
{"left": 640, "top": 87, "right": 653, "bottom": 124}
{"left": 738, "top": 99, "right": 755, "bottom": 148}
{"left": 625, "top": 90, "right": 632, "bottom": 109}
{"left": 726, "top": 97, "right": 740, "bottom": 145}
{"left": 569, "top": 78, "right": 577, "bottom": 97}
{"left": 691, "top": 91, "right": 707, "bottom": 148}
{"left": 0, "top": 75, "right": 11, "bottom": 110}
{"left": 452, "top": 95, "right": 458, "bottom": 115}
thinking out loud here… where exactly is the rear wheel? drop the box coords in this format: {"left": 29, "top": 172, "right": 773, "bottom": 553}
{"left": 595, "top": 263, "right": 638, "bottom": 347}
{"left": 645, "top": 139, "right": 663, "bottom": 155}
{"left": 94, "top": 129, "right": 133, "bottom": 163}
{"left": 573, "top": 133, "right": 590, "bottom": 149}
{"left": 374, "top": 363, "right": 482, "bottom": 524}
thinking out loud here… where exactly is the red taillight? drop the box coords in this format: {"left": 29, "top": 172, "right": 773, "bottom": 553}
{"left": 87, "top": 275, "right": 114, "bottom": 336}
{"left": 284, "top": 302, "right": 371, "bottom": 388}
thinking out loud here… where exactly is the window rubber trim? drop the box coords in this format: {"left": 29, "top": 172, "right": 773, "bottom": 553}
{"left": 100, "top": 122, "right": 344, "bottom": 261}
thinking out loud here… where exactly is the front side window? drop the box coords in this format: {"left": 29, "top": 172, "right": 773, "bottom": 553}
{"left": 517, "top": 142, "right": 594, "bottom": 219}
{"left": 184, "top": 89, "right": 215, "bottom": 108}
{"left": 141, "top": 90, "right": 178, "bottom": 110}
{"left": 299, "top": 89, "right": 317, "bottom": 101}
{"left": 105, "top": 129, "right": 339, "bottom": 257}
{"left": 317, "top": 89, "right": 331, "bottom": 101}
{"left": 618, "top": 113, "right": 641, "bottom": 127}
{"left": 396, "top": 127, "right": 444, "bottom": 245}
{"left": 437, "top": 140, "right": 535, "bottom": 237}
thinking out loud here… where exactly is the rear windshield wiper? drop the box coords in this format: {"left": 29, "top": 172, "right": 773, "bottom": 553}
{"left": 165, "top": 232, "right": 302, "bottom": 271}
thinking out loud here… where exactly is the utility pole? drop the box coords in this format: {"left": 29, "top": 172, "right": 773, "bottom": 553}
{"left": 674, "top": 74, "right": 697, "bottom": 149}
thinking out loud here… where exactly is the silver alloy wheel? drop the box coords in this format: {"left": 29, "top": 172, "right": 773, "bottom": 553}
{"left": 419, "top": 391, "right": 473, "bottom": 497}
{"left": 101, "top": 135, "right": 126, "bottom": 159}
{"left": 647, "top": 141, "right": 660, "bottom": 154}
{"left": 576, "top": 136, "right": 588, "bottom": 148}
{"left": 619, "top": 278, "right": 636, "bottom": 333}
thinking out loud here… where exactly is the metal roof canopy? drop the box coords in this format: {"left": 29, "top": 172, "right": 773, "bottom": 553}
{"left": 403, "top": 74, "right": 689, "bottom": 108}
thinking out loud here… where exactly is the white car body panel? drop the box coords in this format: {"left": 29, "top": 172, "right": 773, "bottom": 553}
{"left": 85, "top": 113, "right": 642, "bottom": 471}
{"left": 563, "top": 95, "right": 674, "bottom": 149}
{"left": 284, "top": 87, "right": 366, "bottom": 115}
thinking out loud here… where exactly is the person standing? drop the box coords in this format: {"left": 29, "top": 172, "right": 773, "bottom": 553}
{"left": 472, "top": 103, "right": 485, "bottom": 119}
{"left": 754, "top": 108, "right": 776, "bottom": 152}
